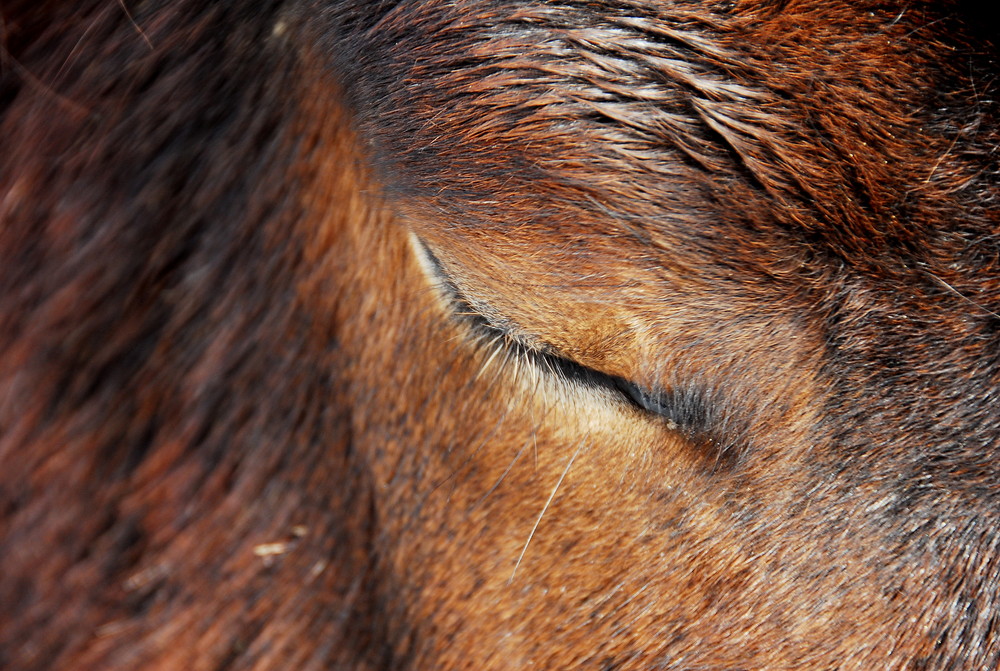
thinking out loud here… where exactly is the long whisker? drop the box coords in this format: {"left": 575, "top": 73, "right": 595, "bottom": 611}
{"left": 927, "top": 270, "right": 1000, "bottom": 320}
{"left": 509, "top": 439, "right": 586, "bottom": 583}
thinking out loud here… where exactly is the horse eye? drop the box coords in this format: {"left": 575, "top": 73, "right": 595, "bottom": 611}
{"left": 412, "top": 235, "right": 685, "bottom": 426}
{"left": 616, "top": 379, "right": 672, "bottom": 421}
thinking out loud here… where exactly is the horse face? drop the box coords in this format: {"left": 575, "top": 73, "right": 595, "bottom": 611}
{"left": 2, "top": 1, "right": 999, "bottom": 669}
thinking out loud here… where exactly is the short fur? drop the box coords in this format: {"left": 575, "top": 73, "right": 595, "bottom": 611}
{"left": 1, "top": 1, "right": 999, "bottom": 669}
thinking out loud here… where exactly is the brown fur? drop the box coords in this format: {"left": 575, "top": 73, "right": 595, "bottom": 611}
{"left": 2, "top": 1, "right": 999, "bottom": 669}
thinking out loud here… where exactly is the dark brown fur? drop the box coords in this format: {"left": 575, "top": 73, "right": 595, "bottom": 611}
{"left": 2, "top": 1, "right": 999, "bottom": 669}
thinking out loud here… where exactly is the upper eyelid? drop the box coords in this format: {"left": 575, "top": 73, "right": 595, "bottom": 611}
{"left": 413, "top": 235, "right": 679, "bottom": 423}
{"left": 456, "top": 289, "right": 678, "bottom": 424}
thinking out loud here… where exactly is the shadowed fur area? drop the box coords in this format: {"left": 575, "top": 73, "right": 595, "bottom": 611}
{"left": 1, "top": 1, "right": 999, "bottom": 669}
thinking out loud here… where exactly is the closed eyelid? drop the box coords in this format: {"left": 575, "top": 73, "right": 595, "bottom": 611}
{"left": 414, "top": 236, "right": 693, "bottom": 425}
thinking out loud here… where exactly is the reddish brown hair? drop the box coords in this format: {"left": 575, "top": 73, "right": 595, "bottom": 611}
{"left": 2, "top": 1, "right": 999, "bottom": 668}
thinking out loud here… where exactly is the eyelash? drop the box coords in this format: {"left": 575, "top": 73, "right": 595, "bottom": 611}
{"left": 461, "top": 305, "right": 674, "bottom": 422}
{"left": 415, "top": 237, "right": 675, "bottom": 423}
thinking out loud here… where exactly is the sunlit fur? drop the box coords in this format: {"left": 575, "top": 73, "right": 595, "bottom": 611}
{"left": 2, "top": 1, "right": 999, "bottom": 669}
